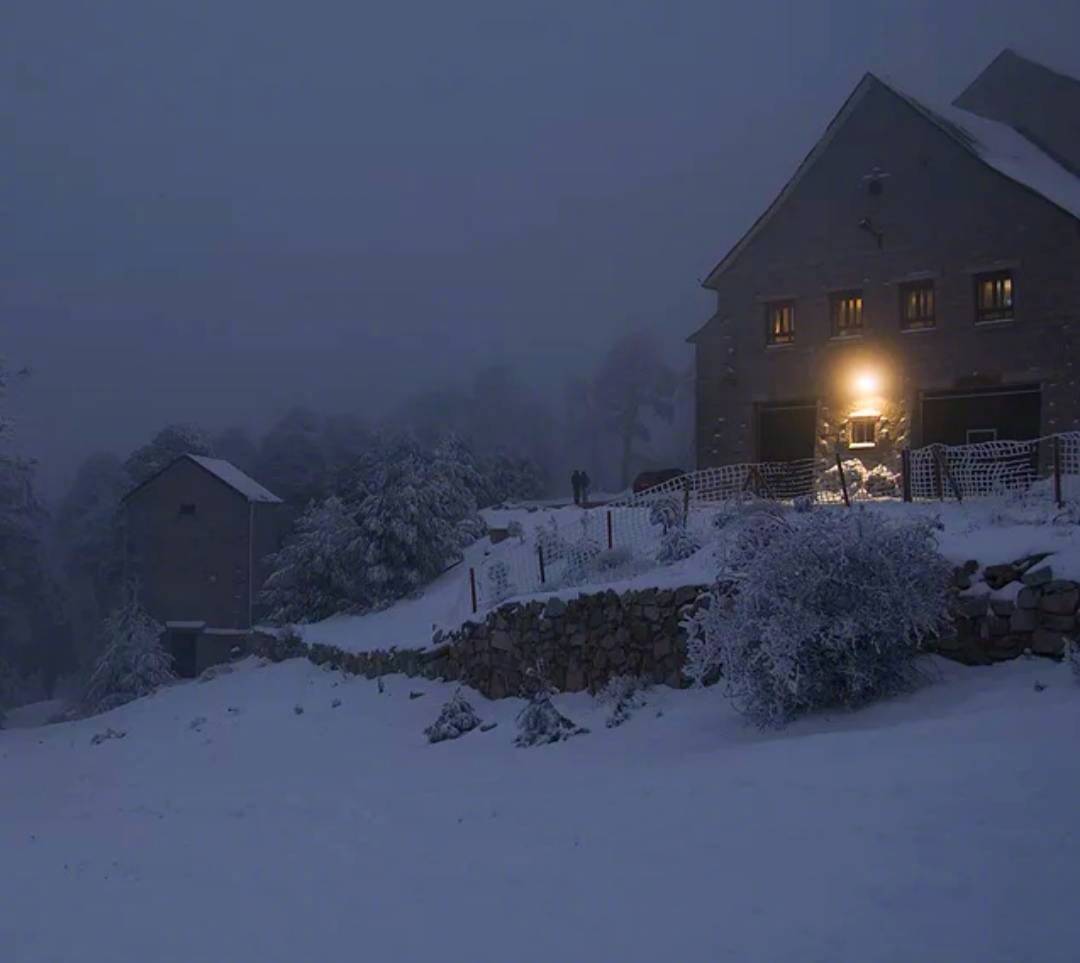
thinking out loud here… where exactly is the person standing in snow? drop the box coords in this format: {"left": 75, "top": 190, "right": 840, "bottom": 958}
{"left": 571, "top": 470, "right": 582, "bottom": 506}
{"left": 580, "top": 470, "right": 591, "bottom": 506}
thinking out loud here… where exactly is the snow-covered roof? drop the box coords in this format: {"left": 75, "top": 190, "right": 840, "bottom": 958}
{"left": 890, "top": 85, "right": 1080, "bottom": 223}
{"left": 186, "top": 455, "right": 283, "bottom": 503}
{"left": 700, "top": 71, "right": 1080, "bottom": 288}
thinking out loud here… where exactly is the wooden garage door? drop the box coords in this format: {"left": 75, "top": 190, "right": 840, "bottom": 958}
{"left": 920, "top": 385, "right": 1041, "bottom": 446}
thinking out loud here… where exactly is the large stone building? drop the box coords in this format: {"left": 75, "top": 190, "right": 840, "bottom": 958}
{"left": 690, "top": 51, "right": 1080, "bottom": 471}
{"left": 123, "top": 454, "right": 284, "bottom": 676}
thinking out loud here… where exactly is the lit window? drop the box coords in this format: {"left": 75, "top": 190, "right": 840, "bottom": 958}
{"left": 975, "top": 270, "right": 1014, "bottom": 323}
{"left": 899, "top": 280, "right": 935, "bottom": 330}
{"left": 179, "top": 503, "right": 197, "bottom": 517}
{"left": 830, "top": 290, "right": 864, "bottom": 337}
{"left": 766, "top": 301, "right": 795, "bottom": 345}
{"left": 849, "top": 416, "right": 877, "bottom": 448}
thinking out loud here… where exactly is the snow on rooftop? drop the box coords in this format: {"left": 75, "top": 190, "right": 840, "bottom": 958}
{"left": 894, "top": 84, "right": 1080, "bottom": 222}
{"left": 187, "top": 455, "right": 283, "bottom": 503}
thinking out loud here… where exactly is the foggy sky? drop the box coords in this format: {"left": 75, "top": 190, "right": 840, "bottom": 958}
{"left": 6, "top": 0, "right": 1080, "bottom": 493}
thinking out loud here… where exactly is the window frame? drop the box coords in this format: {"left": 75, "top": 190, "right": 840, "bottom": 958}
{"left": 830, "top": 289, "right": 865, "bottom": 339}
{"left": 974, "top": 270, "right": 1014, "bottom": 324}
{"left": 899, "top": 279, "right": 936, "bottom": 331}
{"left": 849, "top": 415, "right": 877, "bottom": 449}
{"left": 765, "top": 300, "right": 796, "bottom": 346}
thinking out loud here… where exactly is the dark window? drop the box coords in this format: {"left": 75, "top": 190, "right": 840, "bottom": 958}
{"left": 179, "top": 503, "right": 197, "bottom": 516}
{"left": 766, "top": 301, "right": 795, "bottom": 345}
{"left": 849, "top": 416, "right": 877, "bottom": 448}
{"left": 966, "top": 428, "right": 997, "bottom": 444}
{"left": 899, "top": 280, "right": 935, "bottom": 330}
{"left": 974, "top": 270, "right": 1014, "bottom": 323}
{"left": 830, "top": 290, "right": 864, "bottom": 337}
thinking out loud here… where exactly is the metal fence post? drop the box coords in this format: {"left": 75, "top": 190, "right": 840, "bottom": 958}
{"left": 606, "top": 510, "right": 613, "bottom": 550}
{"left": 537, "top": 545, "right": 546, "bottom": 585}
{"left": 1054, "top": 435, "right": 1064, "bottom": 508}
{"left": 901, "top": 448, "right": 912, "bottom": 502}
{"left": 835, "top": 452, "right": 851, "bottom": 507}
{"left": 469, "top": 567, "right": 477, "bottom": 614}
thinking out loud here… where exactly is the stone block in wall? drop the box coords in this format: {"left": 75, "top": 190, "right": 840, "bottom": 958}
{"left": 989, "top": 598, "right": 1016, "bottom": 617}
{"left": 986, "top": 615, "right": 1011, "bottom": 636}
{"left": 1031, "top": 628, "right": 1068, "bottom": 657}
{"left": 956, "top": 594, "right": 990, "bottom": 618}
{"left": 1038, "top": 613, "right": 1077, "bottom": 632}
{"left": 1017, "top": 587, "right": 1041, "bottom": 609}
{"left": 1022, "top": 566, "right": 1053, "bottom": 587}
{"left": 986, "top": 635, "right": 1025, "bottom": 661}
{"left": 1009, "top": 609, "right": 1038, "bottom": 633}
{"left": 1038, "top": 582, "right": 1080, "bottom": 615}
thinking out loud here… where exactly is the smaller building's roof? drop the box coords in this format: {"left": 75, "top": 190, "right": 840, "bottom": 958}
{"left": 123, "top": 453, "right": 283, "bottom": 504}
{"left": 187, "top": 455, "right": 283, "bottom": 503}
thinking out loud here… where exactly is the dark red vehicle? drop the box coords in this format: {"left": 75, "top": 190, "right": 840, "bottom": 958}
{"left": 632, "top": 468, "right": 686, "bottom": 494}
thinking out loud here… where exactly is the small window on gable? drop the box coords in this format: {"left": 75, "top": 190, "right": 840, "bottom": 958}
{"left": 179, "top": 503, "right": 197, "bottom": 517}
{"left": 766, "top": 301, "right": 795, "bottom": 345}
{"left": 849, "top": 416, "right": 877, "bottom": 449}
{"left": 899, "top": 280, "right": 935, "bottom": 330}
{"left": 830, "top": 290, "right": 864, "bottom": 338}
{"left": 975, "top": 270, "right": 1014, "bottom": 323}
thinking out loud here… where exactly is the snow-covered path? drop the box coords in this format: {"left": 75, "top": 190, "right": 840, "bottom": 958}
{"left": 2, "top": 657, "right": 1078, "bottom": 962}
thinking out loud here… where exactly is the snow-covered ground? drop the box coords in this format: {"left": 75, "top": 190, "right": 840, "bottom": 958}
{"left": 3, "top": 656, "right": 1078, "bottom": 962}
{"left": 298, "top": 498, "right": 1080, "bottom": 655}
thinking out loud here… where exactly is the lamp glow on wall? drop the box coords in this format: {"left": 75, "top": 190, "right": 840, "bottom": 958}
{"left": 853, "top": 370, "right": 880, "bottom": 396}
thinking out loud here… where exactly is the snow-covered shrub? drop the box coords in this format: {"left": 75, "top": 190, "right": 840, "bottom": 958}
{"left": 820, "top": 458, "right": 868, "bottom": 498}
{"left": 1068, "top": 639, "right": 1080, "bottom": 683}
{"left": 864, "top": 463, "right": 900, "bottom": 498}
{"left": 455, "top": 513, "right": 488, "bottom": 548}
{"left": 83, "top": 588, "right": 173, "bottom": 715}
{"left": 261, "top": 496, "right": 363, "bottom": 624}
{"left": 425, "top": 689, "right": 481, "bottom": 743}
{"left": 656, "top": 526, "right": 702, "bottom": 565}
{"left": 506, "top": 520, "right": 525, "bottom": 543}
{"left": 485, "top": 561, "right": 515, "bottom": 605}
{"left": 683, "top": 508, "right": 950, "bottom": 727}
{"left": 535, "top": 517, "right": 568, "bottom": 563}
{"left": 710, "top": 496, "right": 785, "bottom": 532}
{"left": 648, "top": 495, "right": 683, "bottom": 534}
{"left": 597, "top": 675, "right": 649, "bottom": 728}
{"left": 514, "top": 690, "right": 588, "bottom": 747}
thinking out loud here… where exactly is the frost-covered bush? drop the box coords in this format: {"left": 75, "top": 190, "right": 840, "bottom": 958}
{"left": 597, "top": 675, "right": 649, "bottom": 728}
{"left": 515, "top": 690, "right": 589, "bottom": 747}
{"left": 455, "top": 513, "right": 488, "bottom": 549}
{"left": 425, "top": 689, "right": 481, "bottom": 743}
{"left": 656, "top": 526, "right": 702, "bottom": 565}
{"left": 261, "top": 496, "right": 363, "bottom": 624}
{"left": 83, "top": 588, "right": 173, "bottom": 715}
{"left": 648, "top": 495, "right": 683, "bottom": 534}
{"left": 710, "top": 496, "right": 785, "bottom": 532}
{"left": 683, "top": 508, "right": 950, "bottom": 727}
{"left": 506, "top": 520, "right": 525, "bottom": 543}
{"left": 821, "top": 458, "right": 868, "bottom": 498}
{"left": 535, "top": 517, "right": 568, "bottom": 563}
{"left": 485, "top": 561, "right": 515, "bottom": 605}
{"left": 864, "top": 463, "right": 900, "bottom": 498}
{"left": 1068, "top": 639, "right": 1080, "bottom": 683}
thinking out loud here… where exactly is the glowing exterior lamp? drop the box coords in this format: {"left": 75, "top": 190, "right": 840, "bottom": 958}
{"left": 853, "top": 370, "right": 880, "bottom": 396}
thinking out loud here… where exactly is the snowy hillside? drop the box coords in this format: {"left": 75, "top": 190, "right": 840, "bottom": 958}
{"left": 3, "top": 656, "right": 1079, "bottom": 962}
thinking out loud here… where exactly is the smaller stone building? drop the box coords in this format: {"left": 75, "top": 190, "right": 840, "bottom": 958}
{"left": 122, "top": 454, "right": 284, "bottom": 676}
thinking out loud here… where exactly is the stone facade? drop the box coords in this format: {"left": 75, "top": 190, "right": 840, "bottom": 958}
{"left": 692, "top": 70, "right": 1080, "bottom": 474}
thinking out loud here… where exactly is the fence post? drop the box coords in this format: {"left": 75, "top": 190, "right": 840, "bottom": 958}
{"left": 469, "top": 567, "right": 477, "bottom": 614}
{"left": 835, "top": 452, "right": 851, "bottom": 508}
{"left": 606, "top": 510, "right": 613, "bottom": 550}
{"left": 1054, "top": 435, "right": 1064, "bottom": 509}
{"left": 537, "top": 545, "right": 546, "bottom": 585}
{"left": 901, "top": 448, "right": 912, "bottom": 503}
{"left": 934, "top": 445, "right": 963, "bottom": 502}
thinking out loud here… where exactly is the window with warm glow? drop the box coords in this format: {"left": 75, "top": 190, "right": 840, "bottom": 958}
{"left": 899, "top": 280, "right": 935, "bottom": 330}
{"left": 830, "top": 290, "right": 864, "bottom": 337}
{"left": 766, "top": 301, "right": 795, "bottom": 345}
{"left": 974, "top": 270, "right": 1014, "bottom": 323}
{"left": 849, "top": 416, "right": 876, "bottom": 448}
